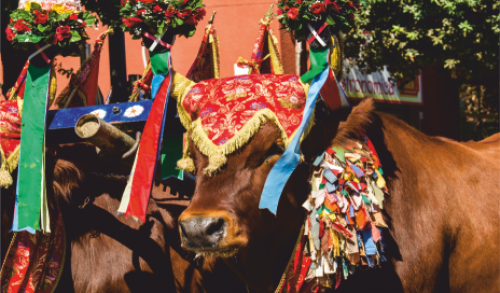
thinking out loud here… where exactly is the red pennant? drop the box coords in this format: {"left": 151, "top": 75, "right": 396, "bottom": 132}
{"left": 320, "top": 70, "right": 344, "bottom": 110}
{"left": 125, "top": 74, "right": 171, "bottom": 222}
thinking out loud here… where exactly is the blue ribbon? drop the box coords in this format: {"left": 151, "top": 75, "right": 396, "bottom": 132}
{"left": 151, "top": 73, "right": 166, "bottom": 100}
{"left": 259, "top": 68, "right": 329, "bottom": 215}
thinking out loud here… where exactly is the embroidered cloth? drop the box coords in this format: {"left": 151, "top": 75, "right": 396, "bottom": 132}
{"left": 179, "top": 74, "right": 310, "bottom": 155}
{"left": 0, "top": 100, "right": 22, "bottom": 188}
{"left": 0, "top": 200, "right": 65, "bottom": 293}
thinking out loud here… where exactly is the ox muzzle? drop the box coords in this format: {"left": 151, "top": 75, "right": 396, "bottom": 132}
{"left": 178, "top": 211, "right": 244, "bottom": 256}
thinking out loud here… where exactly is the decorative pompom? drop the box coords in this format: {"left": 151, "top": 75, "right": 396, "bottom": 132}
{"left": 0, "top": 169, "right": 13, "bottom": 189}
{"left": 177, "top": 157, "right": 196, "bottom": 173}
{"left": 203, "top": 152, "right": 227, "bottom": 176}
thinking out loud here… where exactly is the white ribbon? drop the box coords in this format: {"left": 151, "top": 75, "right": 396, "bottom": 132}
{"left": 149, "top": 31, "right": 166, "bottom": 52}
{"left": 28, "top": 43, "right": 52, "bottom": 61}
{"left": 307, "top": 23, "right": 327, "bottom": 47}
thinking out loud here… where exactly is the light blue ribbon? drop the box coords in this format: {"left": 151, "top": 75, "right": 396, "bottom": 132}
{"left": 259, "top": 68, "right": 329, "bottom": 215}
{"left": 151, "top": 73, "right": 166, "bottom": 100}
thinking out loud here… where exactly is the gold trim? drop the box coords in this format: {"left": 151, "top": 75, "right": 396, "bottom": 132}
{"left": 268, "top": 29, "right": 284, "bottom": 74}
{"left": 329, "top": 34, "right": 344, "bottom": 80}
{"left": 274, "top": 224, "right": 305, "bottom": 293}
{"left": 6, "top": 145, "right": 20, "bottom": 173}
{"left": 0, "top": 232, "right": 18, "bottom": 278}
{"left": 210, "top": 28, "right": 221, "bottom": 79}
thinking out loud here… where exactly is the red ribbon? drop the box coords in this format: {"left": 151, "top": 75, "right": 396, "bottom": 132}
{"left": 143, "top": 32, "right": 172, "bottom": 49}
{"left": 306, "top": 22, "right": 328, "bottom": 45}
{"left": 33, "top": 43, "right": 50, "bottom": 64}
{"left": 125, "top": 74, "right": 171, "bottom": 222}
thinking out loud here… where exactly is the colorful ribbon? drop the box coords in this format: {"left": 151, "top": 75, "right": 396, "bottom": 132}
{"left": 306, "top": 22, "right": 328, "bottom": 45}
{"left": 13, "top": 63, "right": 52, "bottom": 233}
{"left": 119, "top": 51, "right": 179, "bottom": 222}
{"left": 143, "top": 32, "right": 172, "bottom": 51}
{"left": 259, "top": 43, "right": 350, "bottom": 215}
{"left": 259, "top": 68, "right": 329, "bottom": 215}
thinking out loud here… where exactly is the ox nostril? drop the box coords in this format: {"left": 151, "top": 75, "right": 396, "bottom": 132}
{"left": 179, "top": 221, "right": 189, "bottom": 238}
{"left": 205, "top": 218, "right": 225, "bottom": 237}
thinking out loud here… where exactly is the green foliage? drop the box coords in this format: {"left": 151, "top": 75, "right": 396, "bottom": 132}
{"left": 119, "top": 0, "right": 206, "bottom": 39}
{"left": 276, "top": 0, "right": 361, "bottom": 41}
{"left": 346, "top": 0, "right": 499, "bottom": 83}
{"left": 7, "top": 8, "right": 95, "bottom": 50}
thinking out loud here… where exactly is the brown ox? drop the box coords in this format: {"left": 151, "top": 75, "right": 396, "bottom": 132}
{"left": 178, "top": 99, "right": 500, "bottom": 293}
{"left": 2, "top": 143, "right": 245, "bottom": 293}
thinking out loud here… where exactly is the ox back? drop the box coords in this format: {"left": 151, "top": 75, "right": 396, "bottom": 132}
{"left": 2, "top": 143, "right": 246, "bottom": 293}
{"left": 178, "top": 99, "right": 499, "bottom": 293}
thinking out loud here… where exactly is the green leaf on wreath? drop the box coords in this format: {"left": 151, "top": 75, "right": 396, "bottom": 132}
{"left": 29, "top": 34, "right": 43, "bottom": 43}
{"left": 16, "top": 34, "right": 30, "bottom": 43}
{"left": 58, "top": 13, "right": 71, "bottom": 22}
{"left": 326, "top": 15, "right": 335, "bottom": 25}
{"left": 30, "top": 2, "right": 42, "bottom": 12}
{"left": 187, "top": 25, "right": 196, "bottom": 37}
{"left": 70, "top": 30, "right": 81, "bottom": 42}
{"left": 175, "top": 17, "right": 183, "bottom": 26}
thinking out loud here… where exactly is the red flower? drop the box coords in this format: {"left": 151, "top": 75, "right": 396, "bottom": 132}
{"left": 287, "top": 7, "right": 299, "bottom": 20}
{"left": 5, "top": 26, "right": 16, "bottom": 41}
{"left": 184, "top": 8, "right": 205, "bottom": 25}
{"left": 296, "top": 0, "right": 302, "bottom": 4}
{"left": 177, "top": 8, "right": 192, "bottom": 19}
{"left": 347, "top": 2, "right": 358, "bottom": 10}
{"left": 70, "top": 13, "right": 79, "bottom": 21}
{"left": 140, "top": 0, "right": 155, "bottom": 3}
{"left": 13, "top": 20, "right": 31, "bottom": 32}
{"left": 165, "top": 6, "right": 176, "bottom": 18}
{"left": 310, "top": 3, "right": 326, "bottom": 16}
{"left": 347, "top": 13, "right": 355, "bottom": 21}
{"left": 194, "top": 7, "right": 206, "bottom": 20}
{"left": 34, "top": 11, "right": 49, "bottom": 25}
{"left": 137, "top": 9, "right": 146, "bottom": 15}
{"left": 153, "top": 5, "right": 163, "bottom": 13}
{"left": 10, "top": 18, "right": 13, "bottom": 24}
{"left": 277, "top": 10, "right": 283, "bottom": 16}
{"left": 325, "top": 0, "right": 340, "bottom": 12}
{"left": 122, "top": 17, "right": 143, "bottom": 28}
{"left": 56, "top": 25, "right": 72, "bottom": 42}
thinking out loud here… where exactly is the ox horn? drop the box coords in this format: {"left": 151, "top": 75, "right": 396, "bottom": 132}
{"left": 75, "top": 114, "right": 137, "bottom": 158}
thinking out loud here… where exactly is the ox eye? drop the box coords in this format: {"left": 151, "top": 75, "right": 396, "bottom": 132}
{"left": 264, "top": 143, "right": 285, "bottom": 164}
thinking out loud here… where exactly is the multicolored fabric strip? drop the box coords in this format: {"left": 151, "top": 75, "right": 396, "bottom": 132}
{"left": 280, "top": 136, "right": 389, "bottom": 292}
{"left": 13, "top": 63, "right": 52, "bottom": 233}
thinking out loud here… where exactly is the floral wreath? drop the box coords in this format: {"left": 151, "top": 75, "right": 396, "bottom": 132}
{"left": 6, "top": 0, "right": 96, "bottom": 50}
{"left": 276, "top": 0, "right": 362, "bottom": 41}
{"left": 120, "top": 0, "right": 206, "bottom": 42}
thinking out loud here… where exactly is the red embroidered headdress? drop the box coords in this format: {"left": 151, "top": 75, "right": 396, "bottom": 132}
{"left": 172, "top": 72, "right": 310, "bottom": 175}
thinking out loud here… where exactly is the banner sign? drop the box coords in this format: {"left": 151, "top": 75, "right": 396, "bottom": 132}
{"left": 341, "top": 60, "right": 422, "bottom": 105}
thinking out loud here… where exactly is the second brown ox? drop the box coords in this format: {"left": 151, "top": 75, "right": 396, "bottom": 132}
{"left": 178, "top": 99, "right": 500, "bottom": 293}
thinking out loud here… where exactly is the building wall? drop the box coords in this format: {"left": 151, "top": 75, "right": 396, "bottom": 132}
{"left": 0, "top": 0, "right": 282, "bottom": 99}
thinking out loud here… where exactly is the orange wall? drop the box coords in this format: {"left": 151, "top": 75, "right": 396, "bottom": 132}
{"left": 0, "top": 0, "right": 281, "bottom": 99}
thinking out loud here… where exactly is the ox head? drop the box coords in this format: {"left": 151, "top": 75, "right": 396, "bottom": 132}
{"left": 174, "top": 70, "right": 374, "bottom": 275}
{"left": 179, "top": 122, "right": 310, "bottom": 258}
